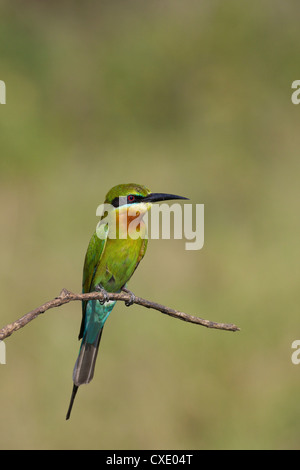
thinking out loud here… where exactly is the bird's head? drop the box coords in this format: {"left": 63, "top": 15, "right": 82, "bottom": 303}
{"left": 102, "top": 183, "right": 188, "bottom": 239}
{"left": 105, "top": 183, "right": 188, "bottom": 211}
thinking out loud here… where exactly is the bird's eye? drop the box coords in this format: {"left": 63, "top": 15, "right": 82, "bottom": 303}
{"left": 127, "top": 195, "right": 135, "bottom": 203}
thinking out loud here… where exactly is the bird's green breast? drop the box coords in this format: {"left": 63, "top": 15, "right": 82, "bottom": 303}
{"left": 91, "top": 235, "right": 147, "bottom": 293}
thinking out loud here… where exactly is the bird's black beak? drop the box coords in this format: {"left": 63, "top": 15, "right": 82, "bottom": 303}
{"left": 143, "top": 192, "right": 189, "bottom": 203}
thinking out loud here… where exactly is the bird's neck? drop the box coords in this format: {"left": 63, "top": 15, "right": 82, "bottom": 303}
{"left": 115, "top": 206, "right": 147, "bottom": 240}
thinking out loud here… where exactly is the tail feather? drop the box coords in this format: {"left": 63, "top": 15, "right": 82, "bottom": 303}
{"left": 66, "top": 384, "right": 78, "bottom": 420}
{"left": 73, "top": 327, "right": 103, "bottom": 386}
{"left": 66, "top": 299, "right": 115, "bottom": 420}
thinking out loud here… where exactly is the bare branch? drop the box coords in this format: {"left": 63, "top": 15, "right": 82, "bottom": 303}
{"left": 0, "top": 288, "right": 240, "bottom": 340}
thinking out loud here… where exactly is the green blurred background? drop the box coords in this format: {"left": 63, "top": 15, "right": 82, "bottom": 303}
{"left": 0, "top": 0, "right": 299, "bottom": 449}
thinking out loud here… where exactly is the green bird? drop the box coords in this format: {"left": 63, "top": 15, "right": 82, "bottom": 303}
{"left": 66, "top": 183, "right": 188, "bottom": 419}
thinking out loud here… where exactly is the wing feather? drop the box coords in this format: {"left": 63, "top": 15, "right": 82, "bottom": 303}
{"left": 79, "top": 226, "right": 107, "bottom": 339}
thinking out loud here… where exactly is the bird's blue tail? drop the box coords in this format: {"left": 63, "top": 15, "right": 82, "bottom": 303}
{"left": 66, "top": 299, "right": 115, "bottom": 419}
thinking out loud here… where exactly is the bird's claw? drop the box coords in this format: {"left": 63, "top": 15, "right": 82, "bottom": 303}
{"left": 122, "top": 287, "right": 136, "bottom": 307}
{"left": 95, "top": 284, "right": 110, "bottom": 304}
{"left": 125, "top": 295, "right": 135, "bottom": 307}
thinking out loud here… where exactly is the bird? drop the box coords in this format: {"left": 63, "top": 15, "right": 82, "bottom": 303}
{"left": 66, "top": 183, "right": 188, "bottom": 419}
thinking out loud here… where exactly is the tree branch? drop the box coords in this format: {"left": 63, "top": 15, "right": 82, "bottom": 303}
{"left": 0, "top": 288, "right": 240, "bottom": 340}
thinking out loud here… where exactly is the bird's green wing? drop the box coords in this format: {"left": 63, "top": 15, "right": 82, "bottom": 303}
{"left": 82, "top": 230, "right": 107, "bottom": 294}
{"left": 79, "top": 225, "right": 107, "bottom": 339}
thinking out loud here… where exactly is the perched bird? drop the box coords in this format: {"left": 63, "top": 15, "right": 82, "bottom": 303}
{"left": 66, "top": 183, "right": 188, "bottom": 419}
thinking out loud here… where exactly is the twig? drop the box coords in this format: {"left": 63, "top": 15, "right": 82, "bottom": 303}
{"left": 0, "top": 288, "right": 240, "bottom": 341}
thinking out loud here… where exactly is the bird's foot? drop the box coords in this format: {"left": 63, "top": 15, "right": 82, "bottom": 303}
{"left": 122, "top": 287, "right": 136, "bottom": 307}
{"left": 95, "top": 284, "right": 110, "bottom": 304}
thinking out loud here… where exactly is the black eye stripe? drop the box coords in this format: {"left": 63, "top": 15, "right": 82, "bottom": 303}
{"left": 111, "top": 195, "right": 143, "bottom": 208}
{"left": 111, "top": 197, "right": 120, "bottom": 208}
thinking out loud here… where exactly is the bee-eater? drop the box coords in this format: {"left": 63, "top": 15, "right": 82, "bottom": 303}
{"left": 66, "top": 183, "right": 188, "bottom": 419}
